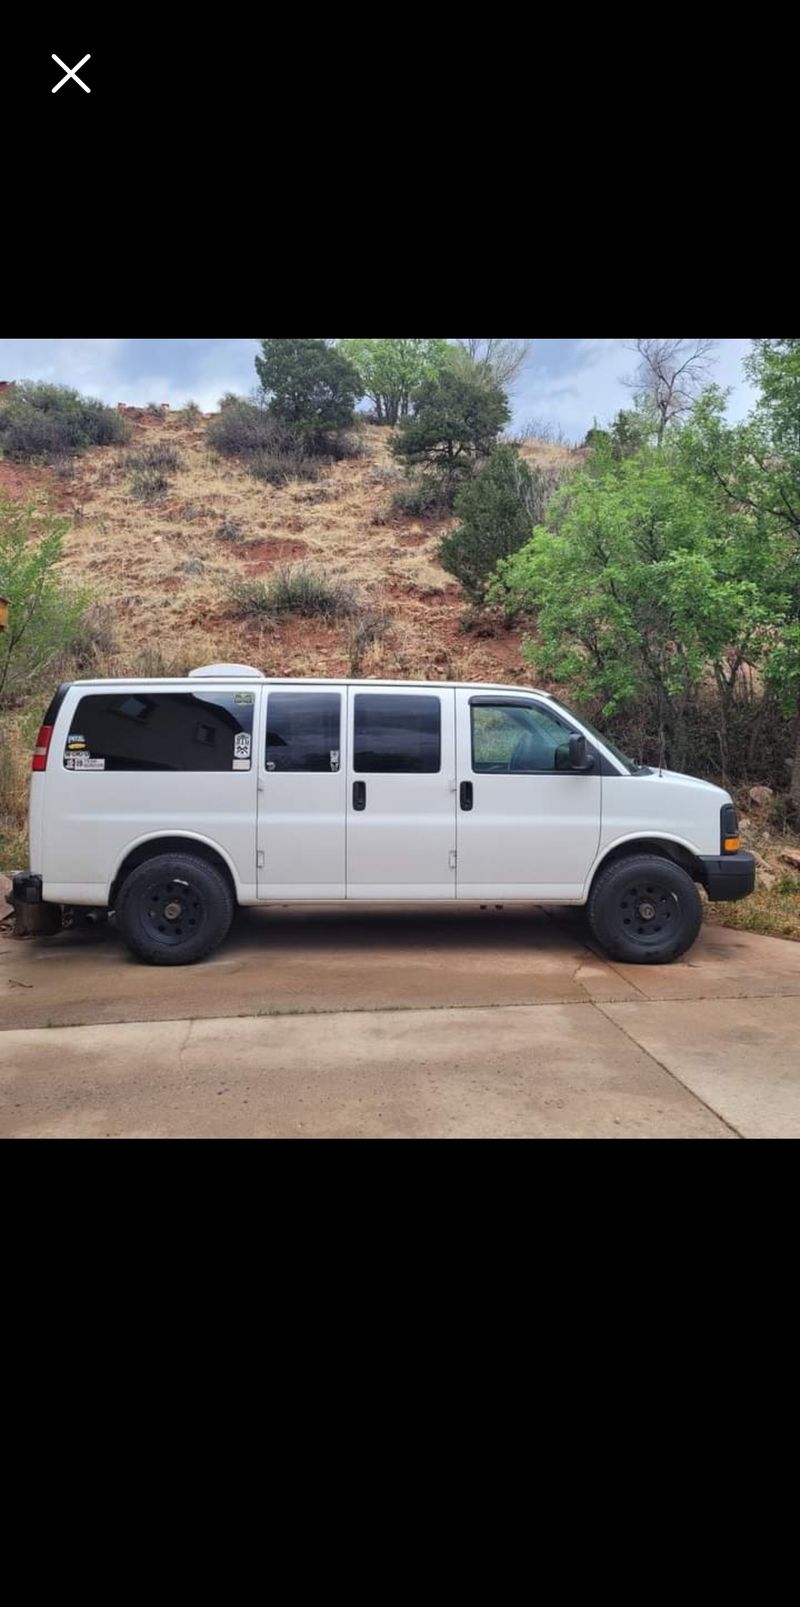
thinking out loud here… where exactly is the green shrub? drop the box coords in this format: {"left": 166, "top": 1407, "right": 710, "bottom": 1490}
{"left": 347, "top": 608, "right": 391, "bottom": 673}
{"left": 124, "top": 443, "right": 182, "bottom": 473}
{"left": 130, "top": 467, "right": 170, "bottom": 502}
{"left": 229, "top": 565, "right": 359, "bottom": 622}
{"left": 439, "top": 444, "right": 553, "bottom": 602}
{"left": 182, "top": 401, "right": 201, "bottom": 423}
{"left": 1, "top": 496, "right": 89, "bottom": 707}
{"left": 249, "top": 452, "right": 324, "bottom": 485}
{"left": 0, "top": 382, "right": 130, "bottom": 462}
{"left": 391, "top": 477, "right": 451, "bottom": 518}
{"left": 207, "top": 402, "right": 287, "bottom": 459}
{"left": 216, "top": 517, "right": 244, "bottom": 542}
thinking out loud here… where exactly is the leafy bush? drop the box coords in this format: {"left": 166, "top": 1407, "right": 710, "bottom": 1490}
{"left": 0, "top": 497, "right": 89, "bottom": 707}
{"left": 125, "top": 443, "right": 182, "bottom": 473}
{"left": 0, "top": 383, "right": 130, "bottom": 462}
{"left": 182, "top": 401, "right": 201, "bottom": 422}
{"left": 391, "top": 477, "right": 452, "bottom": 517}
{"left": 130, "top": 467, "right": 170, "bottom": 502}
{"left": 229, "top": 566, "right": 359, "bottom": 622}
{"left": 439, "top": 445, "right": 555, "bottom": 602}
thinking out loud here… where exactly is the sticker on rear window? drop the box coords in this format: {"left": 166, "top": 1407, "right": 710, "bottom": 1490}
{"left": 234, "top": 691, "right": 255, "bottom": 705}
{"left": 232, "top": 758, "right": 250, "bottom": 771}
{"left": 66, "top": 754, "right": 105, "bottom": 771}
{"left": 67, "top": 733, "right": 86, "bottom": 748}
{"left": 234, "top": 733, "right": 251, "bottom": 760}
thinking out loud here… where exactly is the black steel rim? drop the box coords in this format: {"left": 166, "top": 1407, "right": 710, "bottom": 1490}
{"left": 140, "top": 876, "right": 204, "bottom": 947}
{"left": 616, "top": 877, "right": 679, "bottom": 946}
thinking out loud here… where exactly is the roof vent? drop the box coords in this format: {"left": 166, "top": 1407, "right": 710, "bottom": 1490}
{"left": 188, "top": 663, "right": 265, "bottom": 679}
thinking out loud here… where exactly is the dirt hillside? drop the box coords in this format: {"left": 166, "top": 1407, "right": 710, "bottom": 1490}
{"left": 0, "top": 414, "right": 577, "bottom": 686}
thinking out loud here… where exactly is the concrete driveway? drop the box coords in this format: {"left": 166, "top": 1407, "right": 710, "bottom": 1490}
{"left": 2, "top": 905, "right": 800, "bottom": 1137}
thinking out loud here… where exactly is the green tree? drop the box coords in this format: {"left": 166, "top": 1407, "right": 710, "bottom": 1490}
{"left": 681, "top": 345, "right": 800, "bottom": 803}
{"left": 0, "top": 498, "right": 88, "bottom": 706}
{"left": 440, "top": 445, "right": 554, "bottom": 602}
{"left": 491, "top": 447, "right": 770, "bottom": 773}
{"left": 254, "top": 339, "right": 361, "bottom": 438}
{"left": 338, "top": 339, "right": 448, "bottom": 424}
{"left": 391, "top": 370, "right": 510, "bottom": 498}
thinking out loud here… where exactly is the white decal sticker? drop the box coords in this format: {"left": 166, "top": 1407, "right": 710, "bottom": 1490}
{"left": 72, "top": 755, "right": 105, "bottom": 771}
{"left": 232, "top": 758, "right": 250, "bottom": 771}
{"left": 234, "top": 732, "right": 251, "bottom": 759}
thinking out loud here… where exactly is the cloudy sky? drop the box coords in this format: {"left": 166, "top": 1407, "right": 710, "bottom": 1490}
{"left": 0, "top": 338, "right": 758, "bottom": 439}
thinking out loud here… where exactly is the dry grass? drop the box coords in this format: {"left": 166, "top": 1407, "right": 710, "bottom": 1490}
{"left": 35, "top": 412, "right": 565, "bottom": 685}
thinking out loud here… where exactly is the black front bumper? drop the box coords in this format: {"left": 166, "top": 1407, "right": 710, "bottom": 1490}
{"left": 12, "top": 872, "right": 43, "bottom": 905}
{"left": 699, "top": 851, "right": 756, "bottom": 902}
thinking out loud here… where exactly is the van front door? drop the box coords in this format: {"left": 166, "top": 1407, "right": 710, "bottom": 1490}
{"left": 346, "top": 688, "right": 456, "bottom": 898}
{"left": 257, "top": 686, "right": 346, "bottom": 898}
{"left": 455, "top": 693, "right": 602, "bottom": 899}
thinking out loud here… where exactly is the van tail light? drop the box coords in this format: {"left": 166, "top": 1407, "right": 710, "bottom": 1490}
{"left": 32, "top": 725, "right": 54, "bottom": 772}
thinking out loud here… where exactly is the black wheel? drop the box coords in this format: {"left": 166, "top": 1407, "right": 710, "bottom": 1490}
{"left": 587, "top": 854, "right": 702, "bottom": 964}
{"left": 115, "top": 853, "right": 234, "bottom": 966}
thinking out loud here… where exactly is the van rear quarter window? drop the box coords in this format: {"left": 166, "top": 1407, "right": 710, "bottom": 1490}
{"left": 62, "top": 691, "right": 254, "bottom": 772}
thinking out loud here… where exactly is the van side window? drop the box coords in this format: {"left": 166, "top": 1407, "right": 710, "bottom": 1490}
{"left": 471, "top": 702, "right": 572, "bottom": 773}
{"left": 266, "top": 692, "right": 341, "bottom": 772}
{"left": 62, "top": 691, "right": 255, "bottom": 772}
{"left": 354, "top": 694, "right": 441, "bottom": 774}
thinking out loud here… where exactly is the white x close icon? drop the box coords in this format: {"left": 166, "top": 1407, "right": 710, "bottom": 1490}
{"left": 51, "top": 54, "right": 91, "bottom": 94}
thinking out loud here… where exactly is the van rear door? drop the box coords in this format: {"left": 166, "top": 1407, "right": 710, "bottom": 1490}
{"left": 41, "top": 682, "right": 259, "bottom": 904}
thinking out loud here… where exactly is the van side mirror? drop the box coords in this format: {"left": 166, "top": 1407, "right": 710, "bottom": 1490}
{"left": 558, "top": 733, "right": 595, "bottom": 773}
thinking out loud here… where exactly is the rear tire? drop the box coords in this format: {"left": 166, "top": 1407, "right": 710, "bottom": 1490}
{"left": 115, "top": 853, "right": 234, "bottom": 966}
{"left": 587, "top": 854, "right": 701, "bottom": 964}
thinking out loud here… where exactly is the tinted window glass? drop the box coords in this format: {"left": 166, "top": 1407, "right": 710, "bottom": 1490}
{"left": 63, "top": 691, "right": 255, "bottom": 772}
{"left": 266, "top": 692, "right": 341, "bottom": 772}
{"left": 471, "top": 703, "right": 572, "bottom": 773}
{"left": 354, "top": 694, "right": 441, "bottom": 774}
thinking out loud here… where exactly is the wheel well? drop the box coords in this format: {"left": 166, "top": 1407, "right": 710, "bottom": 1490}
{"left": 590, "top": 838, "right": 704, "bottom": 891}
{"left": 109, "top": 838, "right": 237, "bottom": 908}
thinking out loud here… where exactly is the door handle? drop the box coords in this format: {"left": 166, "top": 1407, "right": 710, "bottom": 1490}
{"left": 353, "top": 780, "right": 366, "bottom": 811}
{"left": 460, "top": 781, "right": 473, "bottom": 811}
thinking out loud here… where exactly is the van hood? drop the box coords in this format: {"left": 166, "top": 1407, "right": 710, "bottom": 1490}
{"left": 648, "top": 768, "right": 730, "bottom": 802}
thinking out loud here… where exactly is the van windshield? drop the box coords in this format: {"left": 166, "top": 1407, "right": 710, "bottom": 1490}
{"left": 545, "top": 699, "right": 643, "bottom": 774}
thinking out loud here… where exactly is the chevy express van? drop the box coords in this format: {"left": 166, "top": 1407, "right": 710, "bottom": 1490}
{"left": 12, "top": 664, "right": 755, "bottom": 966}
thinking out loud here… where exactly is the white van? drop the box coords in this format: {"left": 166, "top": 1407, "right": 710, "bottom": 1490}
{"left": 13, "top": 664, "right": 754, "bottom": 966}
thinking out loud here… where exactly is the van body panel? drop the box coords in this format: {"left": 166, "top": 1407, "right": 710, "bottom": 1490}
{"left": 599, "top": 772, "right": 728, "bottom": 860}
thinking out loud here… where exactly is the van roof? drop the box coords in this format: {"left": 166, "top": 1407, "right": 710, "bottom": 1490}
{"left": 64, "top": 675, "right": 554, "bottom": 697}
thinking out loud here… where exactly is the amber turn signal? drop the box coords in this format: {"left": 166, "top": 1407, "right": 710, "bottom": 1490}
{"left": 723, "top": 836, "right": 741, "bottom": 853}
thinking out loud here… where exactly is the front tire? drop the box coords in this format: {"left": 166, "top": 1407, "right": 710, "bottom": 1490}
{"left": 115, "top": 853, "right": 234, "bottom": 966}
{"left": 587, "top": 854, "right": 702, "bottom": 964}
